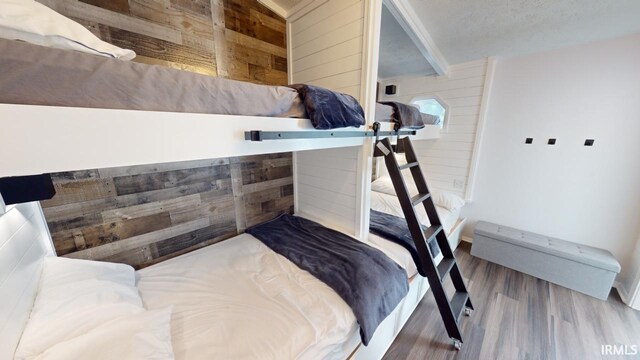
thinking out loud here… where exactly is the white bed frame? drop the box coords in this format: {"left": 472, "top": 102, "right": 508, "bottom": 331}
{"left": 0, "top": 0, "right": 451, "bottom": 356}
{"left": 0, "top": 202, "right": 54, "bottom": 359}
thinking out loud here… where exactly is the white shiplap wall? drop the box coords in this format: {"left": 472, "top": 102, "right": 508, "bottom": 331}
{"left": 295, "top": 146, "right": 361, "bottom": 235}
{"left": 289, "top": 0, "right": 365, "bottom": 100}
{"left": 378, "top": 59, "right": 490, "bottom": 199}
{"left": 289, "top": 0, "right": 368, "bottom": 236}
{"left": 0, "top": 202, "right": 54, "bottom": 359}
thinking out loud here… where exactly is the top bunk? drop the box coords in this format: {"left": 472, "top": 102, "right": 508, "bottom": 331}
{"left": 0, "top": 0, "right": 441, "bottom": 178}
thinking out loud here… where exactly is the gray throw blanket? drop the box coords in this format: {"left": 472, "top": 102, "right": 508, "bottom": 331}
{"left": 379, "top": 101, "right": 425, "bottom": 129}
{"left": 290, "top": 84, "right": 366, "bottom": 130}
{"left": 246, "top": 213, "right": 409, "bottom": 345}
{"left": 369, "top": 209, "right": 441, "bottom": 277}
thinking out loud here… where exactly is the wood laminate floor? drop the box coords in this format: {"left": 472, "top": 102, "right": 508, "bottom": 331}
{"left": 383, "top": 242, "right": 640, "bottom": 360}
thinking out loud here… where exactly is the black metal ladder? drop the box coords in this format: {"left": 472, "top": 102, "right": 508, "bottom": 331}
{"left": 374, "top": 136, "right": 473, "bottom": 350}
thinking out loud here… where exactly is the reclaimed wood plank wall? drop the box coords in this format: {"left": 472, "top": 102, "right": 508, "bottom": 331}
{"left": 37, "top": 0, "right": 288, "bottom": 85}
{"left": 33, "top": 0, "right": 292, "bottom": 267}
{"left": 41, "top": 154, "right": 294, "bottom": 268}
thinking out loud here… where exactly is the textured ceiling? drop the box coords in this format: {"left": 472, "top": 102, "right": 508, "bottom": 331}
{"left": 408, "top": 0, "right": 640, "bottom": 64}
{"left": 378, "top": 5, "right": 436, "bottom": 79}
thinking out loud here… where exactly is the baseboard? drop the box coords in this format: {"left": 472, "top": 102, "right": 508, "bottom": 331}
{"left": 616, "top": 282, "right": 629, "bottom": 304}
{"left": 460, "top": 235, "right": 473, "bottom": 244}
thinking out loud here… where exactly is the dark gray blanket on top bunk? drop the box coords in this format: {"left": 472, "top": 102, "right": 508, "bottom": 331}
{"left": 246, "top": 213, "right": 408, "bottom": 345}
{"left": 379, "top": 101, "right": 425, "bottom": 129}
{"left": 290, "top": 84, "right": 366, "bottom": 130}
{"left": 369, "top": 209, "right": 441, "bottom": 277}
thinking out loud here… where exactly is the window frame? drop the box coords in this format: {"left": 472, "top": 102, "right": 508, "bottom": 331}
{"left": 409, "top": 95, "right": 450, "bottom": 132}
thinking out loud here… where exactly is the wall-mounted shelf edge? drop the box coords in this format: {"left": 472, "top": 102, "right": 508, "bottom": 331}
{"left": 245, "top": 129, "right": 417, "bottom": 141}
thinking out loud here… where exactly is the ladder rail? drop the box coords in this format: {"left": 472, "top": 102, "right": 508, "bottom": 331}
{"left": 374, "top": 136, "right": 474, "bottom": 348}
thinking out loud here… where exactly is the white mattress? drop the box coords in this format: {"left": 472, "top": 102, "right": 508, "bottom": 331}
{"left": 370, "top": 190, "right": 462, "bottom": 235}
{"left": 136, "top": 232, "right": 415, "bottom": 360}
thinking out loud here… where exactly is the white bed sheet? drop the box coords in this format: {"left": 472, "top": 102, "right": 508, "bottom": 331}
{"left": 370, "top": 190, "right": 461, "bottom": 235}
{"left": 136, "top": 232, "right": 416, "bottom": 360}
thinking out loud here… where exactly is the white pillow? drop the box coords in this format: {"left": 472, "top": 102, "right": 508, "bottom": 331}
{"left": 34, "top": 308, "right": 174, "bottom": 360}
{"left": 15, "top": 257, "right": 147, "bottom": 359}
{"left": 371, "top": 176, "right": 465, "bottom": 212}
{"left": 0, "top": 0, "right": 135, "bottom": 60}
{"left": 432, "top": 191, "right": 466, "bottom": 213}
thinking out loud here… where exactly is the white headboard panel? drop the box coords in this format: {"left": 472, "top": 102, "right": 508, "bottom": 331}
{"left": 0, "top": 202, "right": 54, "bottom": 359}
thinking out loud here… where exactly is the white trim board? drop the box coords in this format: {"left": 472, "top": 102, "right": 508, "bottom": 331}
{"left": 0, "top": 104, "right": 369, "bottom": 177}
{"left": 261, "top": 0, "right": 328, "bottom": 21}
{"left": 382, "top": 0, "right": 449, "bottom": 75}
{"left": 465, "top": 56, "right": 497, "bottom": 201}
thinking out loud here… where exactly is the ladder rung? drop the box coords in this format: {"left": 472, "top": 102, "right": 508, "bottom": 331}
{"left": 437, "top": 257, "right": 456, "bottom": 280}
{"left": 398, "top": 162, "right": 419, "bottom": 170}
{"left": 450, "top": 291, "right": 469, "bottom": 322}
{"left": 423, "top": 225, "right": 442, "bottom": 241}
{"left": 411, "top": 192, "right": 431, "bottom": 206}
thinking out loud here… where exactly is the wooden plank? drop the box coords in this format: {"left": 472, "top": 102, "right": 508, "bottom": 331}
{"left": 113, "top": 165, "right": 230, "bottom": 196}
{"left": 138, "top": 225, "right": 237, "bottom": 268}
{"left": 225, "top": 29, "right": 286, "bottom": 58}
{"left": 39, "top": 0, "right": 183, "bottom": 44}
{"left": 242, "top": 176, "right": 293, "bottom": 194}
{"left": 80, "top": 0, "right": 130, "bottom": 14}
{"left": 81, "top": 212, "right": 172, "bottom": 250}
{"left": 212, "top": 0, "right": 229, "bottom": 77}
{"left": 41, "top": 179, "right": 116, "bottom": 208}
{"left": 128, "top": 0, "right": 214, "bottom": 39}
{"left": 169, "top": 194, "right": 235, "bottom": 224}
{"left": 230, "top": 159, "right": 247, "bottom": 232}
{"left": 98, "top": 158, "right": 229, "bottom": 178}
{"left": 43, "top": 180, "right": 224, "bottom": 223}
{"left": 170, "top": 0, "right": 212, "bottom": 17}
{"left": 65, "top": 218, "right": 211, "bottom": 260}
{"left": 107, "top": 27, "right": 217, "bottom": 76}
{"left": 241, "top": 164, "right": 292, "bottom": 185}
{"left": 101, "top": 194, "right": 202, "bottom": 223}
{"left": 250, "top": 8, "right": 285, "bottom": 32}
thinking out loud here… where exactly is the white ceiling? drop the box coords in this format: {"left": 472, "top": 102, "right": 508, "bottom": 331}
{"left": 378, "top": 5, "right": 436, "bottom": 79}
{"left": 407, "top": 0, "right": 640, "bottom": 64}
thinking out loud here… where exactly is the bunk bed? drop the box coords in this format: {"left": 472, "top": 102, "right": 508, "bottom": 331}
{"left": 0, "top": 1, "right": 448, "bottom": 358}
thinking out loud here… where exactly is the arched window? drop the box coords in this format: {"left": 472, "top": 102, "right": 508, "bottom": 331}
{"left": 411, "top": 96, "right": 449, "bottom": 130}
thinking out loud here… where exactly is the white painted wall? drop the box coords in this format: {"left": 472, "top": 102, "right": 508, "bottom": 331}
{"left": 0, "top": 202, "right": 54, "bottom": 359}
{"left": 378, "top": 59, "right": 491, "bottom": 199}
{"left": 289, "top": 0, "right": 382, "bottom": 238}
{"left": 289, "top": 0, "right": 365, "bottom": 100}
{"left": 295, "top": 146, "right": 361, "bottom": 235}
{"left": 464, "top": 33, "right": 640, "bottom": 282}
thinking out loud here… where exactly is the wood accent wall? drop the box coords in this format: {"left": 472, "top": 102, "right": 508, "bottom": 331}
{"left": 38, "top": 0, "right": 288, "bottom": 85}
{"left": 41, "top": 154, "right": 294, "bottom": 269}
{"left": 34, "top": 0, "right": 293, "bottom": 267}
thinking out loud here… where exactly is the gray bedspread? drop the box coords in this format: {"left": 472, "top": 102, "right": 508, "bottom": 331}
{"left": 246, "top": 213, "right": 409, "bottom": 345}
{"left": 290, "top": 84, "right": 365, "bottom": 129}
{"left": 0, "top": 38, "right": 305, "bottom": 118}
{"left": 379, "top": 101, "right": 425, "bottom": 129}
{"left": 370, "top": 209, "right": 441, "bottom": 277}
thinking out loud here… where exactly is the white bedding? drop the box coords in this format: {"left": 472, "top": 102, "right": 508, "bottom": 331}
{"left": 136, "top": 232, "right": 415, "bottom": 360}
{"left": 370, "top": 190, "right": 462, "bottom": 235}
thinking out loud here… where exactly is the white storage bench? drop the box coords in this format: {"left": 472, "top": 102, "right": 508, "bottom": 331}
{"left": 471, "top": 221, "right": 620, "bottom": 300}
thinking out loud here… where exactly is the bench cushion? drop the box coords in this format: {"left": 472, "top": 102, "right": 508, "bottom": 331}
{"left": 474, "top": 222, "right": 620, "bottom": 273}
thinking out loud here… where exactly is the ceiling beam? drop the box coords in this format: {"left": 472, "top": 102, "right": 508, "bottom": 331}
{"left": 383, "top": 0, "right": 449, "bottom": 75}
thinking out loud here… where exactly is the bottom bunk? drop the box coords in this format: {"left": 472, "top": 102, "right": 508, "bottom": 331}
{"left": 9, "top": 211, "right": 441, "bottom": 360}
